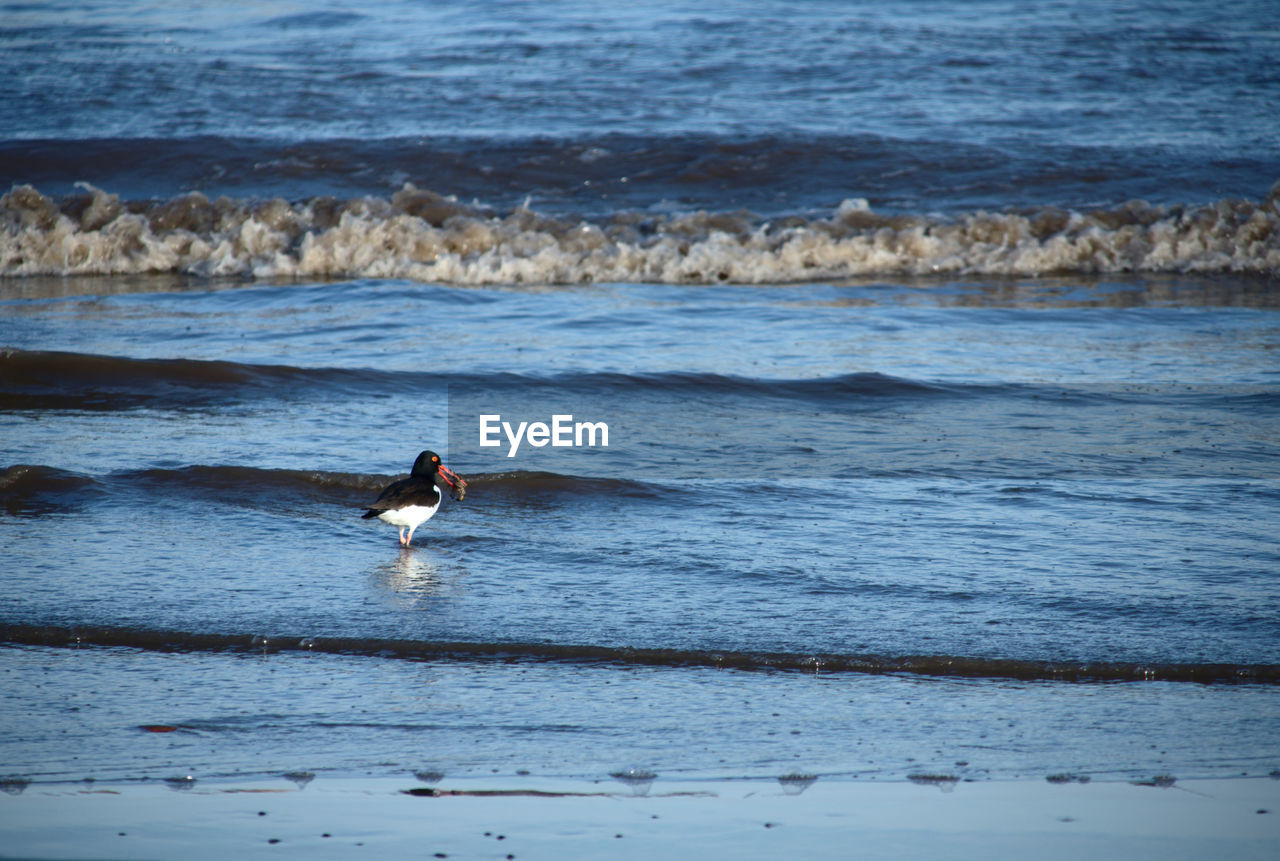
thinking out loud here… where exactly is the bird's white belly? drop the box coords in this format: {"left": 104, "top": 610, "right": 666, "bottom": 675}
{"left": 377, "top": 504, "right": 438, "bottom": 529}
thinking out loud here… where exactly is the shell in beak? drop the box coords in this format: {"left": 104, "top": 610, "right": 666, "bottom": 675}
{"left": 435, "top": 463, "right": 467, "bottom": 501}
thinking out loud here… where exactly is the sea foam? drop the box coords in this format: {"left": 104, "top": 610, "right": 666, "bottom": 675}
{"left": 2, "top": 182, "right": 1277, "bottom": 283}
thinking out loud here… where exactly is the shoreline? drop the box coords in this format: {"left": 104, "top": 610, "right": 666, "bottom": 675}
{"left": 1, "top": 775, "right": 1277, "bottom": 860}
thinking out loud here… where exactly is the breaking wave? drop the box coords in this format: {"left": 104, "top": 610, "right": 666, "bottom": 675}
{"left": 3, "top": 182, "right": 1277, "bottom": 283}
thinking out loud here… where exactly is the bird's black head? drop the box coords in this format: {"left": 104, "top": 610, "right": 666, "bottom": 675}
{"left": 410, "top": 450, "right": 443, "bottom": 476}
{"left": 410, "top": 450, "right": 467, "bottom": 501}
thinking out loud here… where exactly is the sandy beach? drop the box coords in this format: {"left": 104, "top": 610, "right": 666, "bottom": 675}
{"left": 2, "top": 775, "right": 1277, "bottom": 860}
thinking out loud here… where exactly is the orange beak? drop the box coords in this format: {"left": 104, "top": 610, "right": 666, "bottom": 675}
{"left": 436, "top": 463, "right": 467, "bottom": 501}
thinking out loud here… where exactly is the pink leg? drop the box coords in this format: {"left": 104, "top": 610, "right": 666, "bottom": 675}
{"left": 405, "top": 526, "right": 416, "bottom": 546}
{"left": 398, "top": 527, "right": 408, "bottom": 546}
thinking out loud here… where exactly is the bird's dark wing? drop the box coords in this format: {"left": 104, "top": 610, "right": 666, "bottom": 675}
{"left": 362, "top": 476, "right": 439, "bottom": 516}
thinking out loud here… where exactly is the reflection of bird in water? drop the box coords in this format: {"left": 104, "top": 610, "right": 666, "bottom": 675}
{"left": 362, "top": 450, "right": 466, "bottom": 546}
{"left": 376, "top": 546, "right": 448, "bottom": 602}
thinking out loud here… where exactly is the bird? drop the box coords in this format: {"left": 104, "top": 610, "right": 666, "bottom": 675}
{"left": 362, "top": 450, "right": 466, "bottom": 546}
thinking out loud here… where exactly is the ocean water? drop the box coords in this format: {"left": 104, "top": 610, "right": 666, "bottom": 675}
{"left": 2, "top": 0, "right": 1279, "bottom": 792}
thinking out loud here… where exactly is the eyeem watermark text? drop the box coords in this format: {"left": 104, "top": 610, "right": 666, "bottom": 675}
{"left": 479, "top": 414, "right": 610, "bottom": 458}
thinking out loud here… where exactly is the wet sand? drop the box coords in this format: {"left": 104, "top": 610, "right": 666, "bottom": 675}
{"left": 1, "top": 776, "right": 1276, "bottom": 860}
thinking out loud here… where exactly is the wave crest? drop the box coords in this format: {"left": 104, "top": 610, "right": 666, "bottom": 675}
{"left": 0, "top": 349, "right": 956, "bottom": 411}
{"left": 0, "top": 464, "right": 102, "bottom": 515}
{"left": 3, "top": 623, "right": 1276, "bottom": 684}
{"left": 0, "top": 462, "right": 656, "bottom": 512}
{"left": 0, "top": 348, "right": 390, "bottom": 410}
{"left": 3, "top": 183, "right": 1277, "bottom": 282}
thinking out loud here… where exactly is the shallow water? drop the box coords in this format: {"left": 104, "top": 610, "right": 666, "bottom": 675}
{"left": 2, "top": 277, "right": 1278, "bottom": 784}
{"left": 3, "top": 643, "right": 1277, "bottom": 784}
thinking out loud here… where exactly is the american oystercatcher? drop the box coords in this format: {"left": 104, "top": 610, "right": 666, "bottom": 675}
{"left": 362, "top": 450, "right": 466, "bottom": 546}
